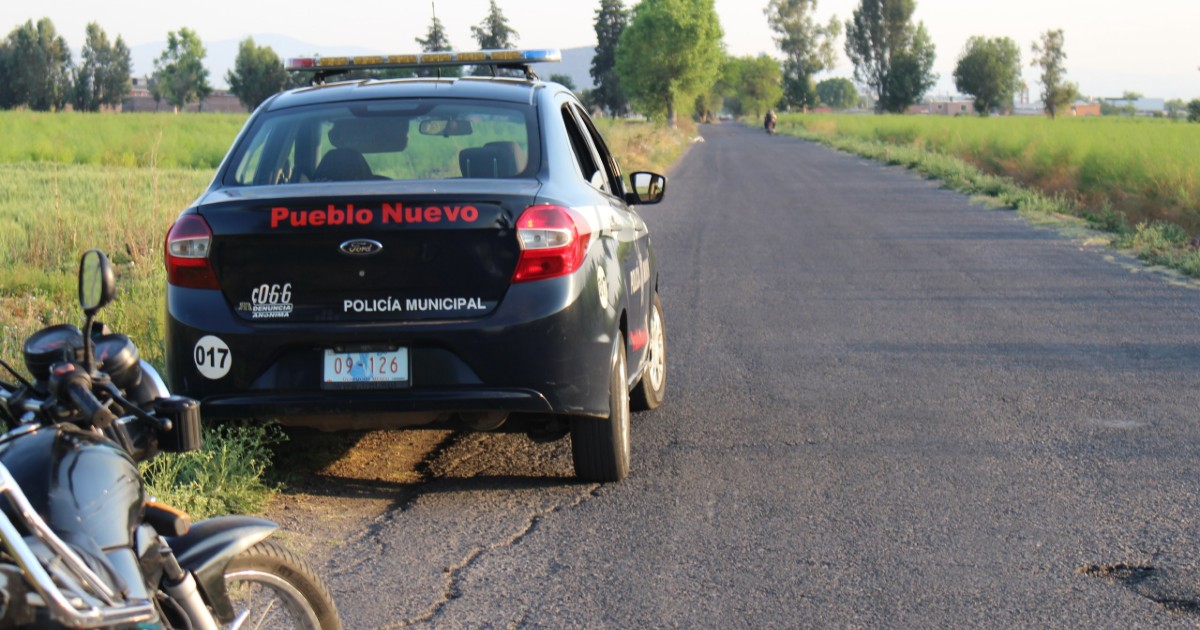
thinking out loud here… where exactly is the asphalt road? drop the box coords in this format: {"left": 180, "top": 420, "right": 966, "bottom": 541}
{"left": 314, "top": 123, "right": 1200, "bottom": 628}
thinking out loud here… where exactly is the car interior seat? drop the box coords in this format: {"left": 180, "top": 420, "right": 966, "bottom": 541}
{"left": 459, "top": 144, "right": 520, "bottom": 178}
{"left": 313, "top": 148, "right": 373, "bottom": 182}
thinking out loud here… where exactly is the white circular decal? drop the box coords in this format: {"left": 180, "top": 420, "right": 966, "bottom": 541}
{"left": 597, "top": 266, "right": 610, "bottom": 308}
{"left": 193, "top": 335, "right": 232, "bottom": 380}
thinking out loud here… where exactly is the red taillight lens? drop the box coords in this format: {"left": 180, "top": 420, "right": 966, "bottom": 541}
{"left": 513, "top": 205, "right": 592, "bottom": 283}
{"left": 164, "top": 214, "right": 219, "bottom": 289}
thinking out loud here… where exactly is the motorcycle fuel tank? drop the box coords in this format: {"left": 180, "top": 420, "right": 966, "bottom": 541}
{"left": 0, "top": 424, "right": 144, "bottom": 551}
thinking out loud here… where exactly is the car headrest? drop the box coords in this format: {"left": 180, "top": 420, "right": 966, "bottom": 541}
{"left": 459, "top": 145, "right": 520, "bottom": 178}
{"left": 313, "top": 148, "right": 373, "bottom": 182}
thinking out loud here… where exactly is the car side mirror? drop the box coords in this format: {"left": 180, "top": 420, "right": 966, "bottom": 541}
{"left": 626, "top": 172, "right": 667, "bottom": 205}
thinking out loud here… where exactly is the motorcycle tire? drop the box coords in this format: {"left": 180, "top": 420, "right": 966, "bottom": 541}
{"left": 223, "top": 540, "right": 343, "bottom": 630}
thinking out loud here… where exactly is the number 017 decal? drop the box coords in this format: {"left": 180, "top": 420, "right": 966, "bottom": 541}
{"left": 194, "top": 335, "right": 232, "bottom": 379}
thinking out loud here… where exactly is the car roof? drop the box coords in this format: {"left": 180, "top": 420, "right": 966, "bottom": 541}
{"left": 264, "top": 76, "right": 549, "bottom": 111}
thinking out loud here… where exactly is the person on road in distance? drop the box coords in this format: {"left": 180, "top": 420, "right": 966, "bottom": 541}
{"left": 764, "top": 109, "right": 777, "bottom": 133}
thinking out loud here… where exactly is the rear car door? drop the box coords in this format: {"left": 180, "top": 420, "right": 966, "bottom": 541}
{"left": 558, "top": 102, "right": 651, "bottom": 364}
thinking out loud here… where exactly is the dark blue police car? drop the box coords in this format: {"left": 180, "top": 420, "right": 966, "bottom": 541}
{"left": 163, "top": 49, "right": 667, "bottom": 482}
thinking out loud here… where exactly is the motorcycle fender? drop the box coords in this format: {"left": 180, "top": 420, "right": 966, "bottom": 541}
{"left": 167, "top": 515, "right": 277, "bottom": 623}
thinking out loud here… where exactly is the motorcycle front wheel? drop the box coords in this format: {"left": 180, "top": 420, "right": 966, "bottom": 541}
{"left": 224, "top": 541, "right": 343, "bottom": 630}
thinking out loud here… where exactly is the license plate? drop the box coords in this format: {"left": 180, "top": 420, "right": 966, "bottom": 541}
{"left": 323, "top": 348, "right": 409, "bottom": 389}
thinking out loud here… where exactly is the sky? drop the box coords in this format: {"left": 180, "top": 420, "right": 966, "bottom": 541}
{"left": 2, "top": 0, "right": 1198, "bottom": 100}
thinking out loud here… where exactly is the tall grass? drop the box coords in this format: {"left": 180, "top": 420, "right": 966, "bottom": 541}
{"left": 0, "top": 162, "right": 213, "bottom": 367}
{"left": 594, "top": 117, "right": 696, "bottom": 175}
{"left": 786, "top": 114, "right": 1200, "bottom": 233}
{"left": 0, "top": 111, "right": 246, "bottom": 169}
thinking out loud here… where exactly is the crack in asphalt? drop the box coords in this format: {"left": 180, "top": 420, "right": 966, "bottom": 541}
{"left": 325, "top": 432, "right": 466, "bottom": 579}
{"left": 1078, "top": 563, "right": 1200, "bottom": 616}
{"left": 389, "top": 484, "right": 601, "bottom": 628}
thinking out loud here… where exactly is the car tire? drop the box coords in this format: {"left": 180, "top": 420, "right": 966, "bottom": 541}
{"left": 632, "top": 292, "right": 666, "bottom": 411}
{"left": 571, "top": 340, "right": 630, "bottom": 482}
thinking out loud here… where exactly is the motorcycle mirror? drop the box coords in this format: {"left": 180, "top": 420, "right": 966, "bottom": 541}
{"left": 79, "top": 250, "right": 115, "bottom": 317}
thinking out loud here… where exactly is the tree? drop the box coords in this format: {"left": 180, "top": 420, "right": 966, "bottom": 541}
{"left": 415, "top": 6, "right": 459, "bottom": 78}
{"left": 1030, "top": 29, "right": 1078, "bottom": 119}
{"left": 615, "top": 0, "right": 724, "bottom": 126}
{"left": 549, "top": 73, "right": 577, "bottom": 91}
{"left": 470, "top": 0, "right": 519, "bottom": 76}
{"left": 816, "top": 77, "right": 858, "bottom": 109}
{"left": 416, "top": 9, "right": 452, "bottom": 51}
{"left": 226, "top": 37, "right": 287, "bottom": 111}
{"left": 0, "top": 19, "right": 73, "bottom": 111}
{"left": 1119, "top": 90, "right": 1142, "bottom": 116}
{"left": 844, "top": 0, "right": 937, "bottom": 113}
{"left": 952, "top": 36, "right": 1021, "bottom": 115}
{"left": 152, "top": 27, "right": 211, "bottom": 112}
{"left": 591, "top": 0, "right": 630, "bottom": 116}
{"left": 764, "top": 0, "right": 841, "bottom": 110}
{"left": 731, "top": 55, "right": 783, "bottom": 117}
{"left": 471, "top": 0, "right": 519, "bottom": 48}
{"left": 880, "top": 22, "right": 936, "bottom": 112}
{"left": 1186, "top": 99, "right": 1200, "bottom": 123}
{"left": 72, "top": 22, "right": 132, "bottom": 112}
{"left": 696, "top": 54, "right": 735, "bottom": 120}
{"left": 1165, "top": 98, "right": 1186, "bottom": 120}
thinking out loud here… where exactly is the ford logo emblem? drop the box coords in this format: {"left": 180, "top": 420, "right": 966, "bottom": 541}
{"left": 339, "top": 239, "right": 384, "bottom": 257}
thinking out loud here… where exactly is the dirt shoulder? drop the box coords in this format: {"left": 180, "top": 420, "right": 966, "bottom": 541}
{"left": 263, "top": 429, "right": 455, "bottom": 562}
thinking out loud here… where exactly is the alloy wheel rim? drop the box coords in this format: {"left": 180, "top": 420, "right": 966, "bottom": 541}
{"left": 647, "top": 307, "right": 665, "bottom": 391}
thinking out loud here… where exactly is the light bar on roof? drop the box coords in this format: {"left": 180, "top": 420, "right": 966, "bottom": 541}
{"left": 285, "top": 49, "right": 562, "bottom": 73}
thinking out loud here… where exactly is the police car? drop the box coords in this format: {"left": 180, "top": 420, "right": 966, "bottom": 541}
{"left": 163, "top": 49, "right": 667, "bottom": 482}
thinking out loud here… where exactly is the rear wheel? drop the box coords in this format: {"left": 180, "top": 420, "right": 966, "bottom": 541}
{"left": 571, "top": 341, "right": 630, "bottom": 482}
{"left": 632, "top": 292, "right": 666, "bottom": 410}
{"left": 223, "top": 540, "right": 342, "bottom": 630}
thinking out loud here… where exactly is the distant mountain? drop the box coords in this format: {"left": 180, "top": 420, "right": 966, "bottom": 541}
{"left": 536, "top": 46, "right": 595, "bottom": 91}
{"left": 131, "top": 36, "right": 596, "bottom": 92}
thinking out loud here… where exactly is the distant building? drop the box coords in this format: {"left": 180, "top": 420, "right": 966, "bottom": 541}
{"left": 123, "top": 77, "right": 247, "bottom": 114}
{"left": 1013, "top": 100, "right": 1102, "bottom": 117}
{"left": 1101, "top": 97, "right": 1166, "bottom": 116}
{"left": 910, "top": 98, "right": 975, "bottom": 116}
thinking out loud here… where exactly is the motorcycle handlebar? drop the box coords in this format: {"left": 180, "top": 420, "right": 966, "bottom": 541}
{"left": 63, "top": 379, "right": 118, "bottom": 430}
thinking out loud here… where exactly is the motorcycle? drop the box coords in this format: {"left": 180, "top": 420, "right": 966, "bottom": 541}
{"left": 765, "top": 116, "right": 776, "bottom": 135}
{"left": 0, "top": 250, "right": 342, "bottom": 629}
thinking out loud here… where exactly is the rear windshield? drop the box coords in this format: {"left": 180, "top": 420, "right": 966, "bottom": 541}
{"left": 224, "top": 98, "right": 539, "bottom": 186}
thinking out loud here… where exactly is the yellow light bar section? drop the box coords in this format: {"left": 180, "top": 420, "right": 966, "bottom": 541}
{"left": 285, "top": 49, "right": 562, "bottom": 72}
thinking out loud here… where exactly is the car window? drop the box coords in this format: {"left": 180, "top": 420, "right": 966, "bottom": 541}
{"left": 560, "top": 104, "right": 608, "bottom": 193}
{"left": 572, "top": 105, "right": 624, "bottom": 197}
{"left": 225, "top": 99, "right": 538, "bottom": 185}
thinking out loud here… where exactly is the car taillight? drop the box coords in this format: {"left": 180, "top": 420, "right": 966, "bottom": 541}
{"left": 164, "top": 214, "right": 219, "bottom": 289}
{"left": 513, "top": 205, "right": 592, "bottom": 283}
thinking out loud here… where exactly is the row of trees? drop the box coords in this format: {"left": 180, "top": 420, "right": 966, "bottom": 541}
{"left": 0, "top": 18, "right": 214, "bottom": 113}
{"left": 2, "top": 2, "right": 1193, "bottom": 123}
{"left": 0, "top": 19, "right": 130, "bottom": 111}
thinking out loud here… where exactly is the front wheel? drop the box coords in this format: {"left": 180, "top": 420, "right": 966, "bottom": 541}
{"left": 224, "top": 540, "right": 343, "bottom": 630}
{"left": 571, "top": 341, "right": 631, "bottom": 482}
{"left": 632, "top": 292, "right": 666, "bottom": 410}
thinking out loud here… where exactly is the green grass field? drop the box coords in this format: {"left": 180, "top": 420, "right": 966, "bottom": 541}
{"left": 785, "top": 113, "right": 1200, "bottom": 234}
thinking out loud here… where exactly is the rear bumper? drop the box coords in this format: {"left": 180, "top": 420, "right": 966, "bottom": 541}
{"left": 165, "top": 268, "right": 616, "bottom": 426}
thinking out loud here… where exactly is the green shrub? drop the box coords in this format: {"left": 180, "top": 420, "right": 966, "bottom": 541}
{"left": 140, "top": 424, "right": 284, "bottom": 519}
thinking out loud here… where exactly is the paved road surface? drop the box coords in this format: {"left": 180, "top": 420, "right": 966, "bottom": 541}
{"left": 314, "top": 123, "right": 1200, "bottom": 627}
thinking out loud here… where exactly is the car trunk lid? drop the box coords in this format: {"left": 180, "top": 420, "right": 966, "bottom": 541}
{"left": 195, "top": 180, "right": 537, "bottom": 323}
